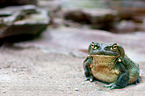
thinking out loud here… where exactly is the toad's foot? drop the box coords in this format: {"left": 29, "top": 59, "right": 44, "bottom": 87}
{"left": 104, "top": 83, "right": 119, "bottom": 90}
{"left": 85, "top": 75, "right": 94, "bottom": 82}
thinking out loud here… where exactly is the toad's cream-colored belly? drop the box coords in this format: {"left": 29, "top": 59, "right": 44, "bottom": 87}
{"left": 90, "top": 55, "right": 120, "bottom": 83}
{"left": 91, "top": 65, "right": 120, "bottom": 83}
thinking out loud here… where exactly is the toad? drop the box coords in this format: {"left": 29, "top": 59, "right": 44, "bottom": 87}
{"left": 83, "top": 42, "right": 140, "bottom": 89}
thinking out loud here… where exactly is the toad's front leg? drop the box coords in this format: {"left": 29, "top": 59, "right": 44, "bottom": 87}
{"left": 104, "top": 62, "right": 129, "bottom": 89}
{"left": 83, "top": 57, "right": 95, "bottom": 82}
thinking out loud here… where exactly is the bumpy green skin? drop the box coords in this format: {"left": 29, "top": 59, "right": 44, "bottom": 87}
{"left": 83, "top": 42, "right": 140, "bottom": 89}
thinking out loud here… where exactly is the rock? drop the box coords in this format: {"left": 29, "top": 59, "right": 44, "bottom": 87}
{"left": 0, "top": 5, "right": 50, "bottom": 42}
{"left": 74, "top": 88, "right": 79, "bottom": 91}
{"left": 107, "top": 0, "right": 145, "bottom": 33}
{"left": 64, "top": 9, "right": 91, "bottom": 24}
{"left": 0, "top": 0, "right": 37, "bottom": 8}
{"left": 84, "top": 8, "right": 117, "bottom": 30}
{"left": 64, "top": 8, "right": 117, "bottom": 30}
{"left": 2, "top": 90, "right": 7, "bottom": 93}
{"left": 62, "top": 0, "right": 145, "bottom": 33}
{"left": 112, "top": 20, "right": 137, "bottom": 33}
{"left": 61, "top": 0, "right": 117, "bottom": 30}
{"left": 109, "top": 0, "right": 145, "bottom": 22}
{"left": 81, "top": 82, "right": 85, "bottom": 85}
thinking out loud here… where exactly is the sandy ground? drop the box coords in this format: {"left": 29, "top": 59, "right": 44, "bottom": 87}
{"left": 0, "top": 26, "right": 145, "bottom": 96}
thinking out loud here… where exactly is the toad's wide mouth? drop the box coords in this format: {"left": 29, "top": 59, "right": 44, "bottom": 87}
{"left": 89, "top": 50, "right": 120, "bottom": 56}
{"left": 90, "top": 55, "right": 119, "bottom": 61}
{"left": 90, "top": 55, "right": 119, "bottom": 58}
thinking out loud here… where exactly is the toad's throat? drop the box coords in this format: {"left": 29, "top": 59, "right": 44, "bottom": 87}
{"left": 91, "top": 55, "right": 118, "bottom": 67}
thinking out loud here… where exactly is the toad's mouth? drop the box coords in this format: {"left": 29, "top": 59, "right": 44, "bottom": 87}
{"left": 90, "top": 55, "right": 118, "bottom": 59}
{"left": 90, "top": 54, "right": 119, "bottom": 58}
{"left": 90, "top": 50, "right": 120, "bottom": 57}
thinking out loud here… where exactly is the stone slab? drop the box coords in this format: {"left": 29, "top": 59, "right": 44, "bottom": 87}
{"left": 0, "top": 5, "right": 50, "bottom": 40}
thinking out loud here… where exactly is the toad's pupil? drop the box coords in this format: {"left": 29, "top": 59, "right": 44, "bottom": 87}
{"left": 91, "top": 45, "right": 94, "bottom": 48}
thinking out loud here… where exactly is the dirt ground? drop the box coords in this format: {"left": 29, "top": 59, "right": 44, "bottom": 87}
{"left": 0, "top": 26, "right": 145, "bottom": 96}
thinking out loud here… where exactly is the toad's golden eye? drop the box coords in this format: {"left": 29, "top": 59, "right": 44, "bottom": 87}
{"left": 91, "top": 43, "right": 95, "bottom": 48}
{"left": 113, "top": 44, "right": 117, "bottom": 49}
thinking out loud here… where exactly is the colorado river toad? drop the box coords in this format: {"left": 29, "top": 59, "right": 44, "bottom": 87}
{"left": 83, "top": 42, "right": 140, "bottom": 89}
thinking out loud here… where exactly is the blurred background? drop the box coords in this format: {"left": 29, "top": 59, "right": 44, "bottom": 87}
{"left": 1, "top": 0, "right": 145, "bottom": 35}
{"left": 0, "top": 0, "right": 145, "bottom": 95}
{"left": 1, "top": 0, "right": 145, "bottom": 54}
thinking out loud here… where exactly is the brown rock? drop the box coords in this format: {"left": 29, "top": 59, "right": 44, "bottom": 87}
{"left": 64, "top": 8, "right": 117, "bottom": 30}
{"left": 109, "top": 0, "right": 145, "bottom": 22}
{"left": 0, "top": 5, "right": 50, "bottom": 42}
{"left": 84, "top": 9, "right": 117, "bottom": 30}
{"left": 112, "top": 20, "right": 137, "bottom": 33}
{"left": 64, "top": 9, "right": 91, "bottom": 24}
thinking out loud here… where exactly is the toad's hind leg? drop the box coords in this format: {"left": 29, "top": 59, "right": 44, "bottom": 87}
{"left": 104, "top": 71, "right": 129, "bottom": 89}
{"left": 115, "top": 71, "right": 129, "bottom": 88}
{"left": 104, "top": 62, "right": 129, "bottom": 89}
{"left": 134, "top": 77, "right": 140, "bottom": 85}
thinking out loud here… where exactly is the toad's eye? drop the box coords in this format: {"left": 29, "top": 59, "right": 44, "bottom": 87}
{"left": 91, "top": 43, "right": 95, "bottom": 48}
{"left": 91, "top": 42, "right": 97, "bottom": 49}
{"left": 112, "top": 44, "right": 117, "bottom": 50}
